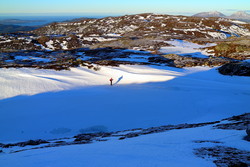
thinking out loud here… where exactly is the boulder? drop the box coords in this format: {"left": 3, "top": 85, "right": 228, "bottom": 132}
{"left": 218, "top": 62, "right": 250, "bottom": 76}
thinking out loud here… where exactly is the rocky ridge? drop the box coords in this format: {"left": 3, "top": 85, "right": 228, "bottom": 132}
{"left": 31, "top": 13, "right": 250, "bottom": 39}
{"left": 1, "top": 13, "right": 250, "bottom": 52}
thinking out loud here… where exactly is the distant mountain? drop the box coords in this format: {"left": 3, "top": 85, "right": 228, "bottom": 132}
{"left": 0, "top": 24, "right": 39, "bottom": 33}
{"left": 229, "top": 11, "right": 250, "bottom": 20}
{"left": 193, "top": 11, "right": 250, "bottom": 22}
{"left": 193, "top": 11, "right": 226, "bottom": 18}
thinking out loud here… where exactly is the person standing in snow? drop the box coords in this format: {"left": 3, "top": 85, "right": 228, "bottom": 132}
{"left": 110, "top": 78, "right": 113, "bottom": 86}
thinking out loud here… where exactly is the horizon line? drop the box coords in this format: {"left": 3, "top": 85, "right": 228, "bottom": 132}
{"left": 0, "top": 10, "right": 249, "bottom": 17}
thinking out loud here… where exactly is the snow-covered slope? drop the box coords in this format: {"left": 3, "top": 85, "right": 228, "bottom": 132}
{"left": 0, "top": 121, "right": 249, "bottom": 167}
{"left": 0, "top": 65, "right": 249, "bottom": 143}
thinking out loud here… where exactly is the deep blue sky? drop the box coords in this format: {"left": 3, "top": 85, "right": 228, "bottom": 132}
{"left": 1, "top": 0, "right": 249, "bottom": 16}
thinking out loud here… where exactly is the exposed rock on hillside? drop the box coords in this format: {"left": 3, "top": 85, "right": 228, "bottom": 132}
{"left": 0, "top": 13, "right": 250, "bottom": 53}
{"left": 0, "top": 13, "right": 250, "bottom": 70}
{"left": 194, "top": 146, "right": 249, "bottom": 167}
{"left": 218, "top": 62, "right": 250, "bottom": 76}
{"left": 161, "top": 54, "right": 231, "bottom": 68}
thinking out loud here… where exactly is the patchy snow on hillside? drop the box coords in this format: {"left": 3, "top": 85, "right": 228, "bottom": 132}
{"left": 60, "top": 41, "right": 68, "bottom": 50}
{"left": 45, "top": 40, "right": 55, "bottom": 50}
{"left": 207, "top": 31, "right": 228, "bottom": 39}
{"left": 231, "top": 20, "right": 247, "bottom": 24}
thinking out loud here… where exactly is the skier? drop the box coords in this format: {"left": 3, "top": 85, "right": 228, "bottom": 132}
{"left": 109, "top": 78, "right": 113, "bottom": 86}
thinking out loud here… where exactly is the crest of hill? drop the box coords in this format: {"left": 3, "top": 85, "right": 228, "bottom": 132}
{"left": 193, "top": 11, "right": 226, "bottom": 18}
{"left": 230, "top": 11, "right": 250, "bottom": 19}
{"left": 30, "top": 13, "right": 250, "bottom": 39}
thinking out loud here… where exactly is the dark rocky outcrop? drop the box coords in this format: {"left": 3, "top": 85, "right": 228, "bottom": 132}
{"left": 74, "top": 132, "right": 112, "bottom": 142}
{"left": 2, "top": 139, "right": 49, "bottom": 148}
{"left": 214, "top": 113, "right": 249, "bottom": 130}
{"left": 194, "top": 146, "right": 250, "bottom": 167}
{"left": 218, "top": 62, "right": 250, "bottom": 76}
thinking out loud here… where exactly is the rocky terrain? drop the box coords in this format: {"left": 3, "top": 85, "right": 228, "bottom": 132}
{"left": 0, "top": 13, "right": 250, "bottom": 74}
{"left": 218, "top": 62, "right": 250, "bottom": 76}
{"left": 1, "top": 13, "right": 250, "bottom": 52}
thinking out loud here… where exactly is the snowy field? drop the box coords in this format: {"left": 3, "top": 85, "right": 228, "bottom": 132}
{"left": 0, "top": 64, "right": 250, "bottom": 166}
{"left": 0, "top": 65, "right": 249, "bottom": 143}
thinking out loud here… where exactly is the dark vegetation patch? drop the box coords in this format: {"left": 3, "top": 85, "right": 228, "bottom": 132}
{"left": 211, "top": 38, "right": 250, "bottom": 60}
